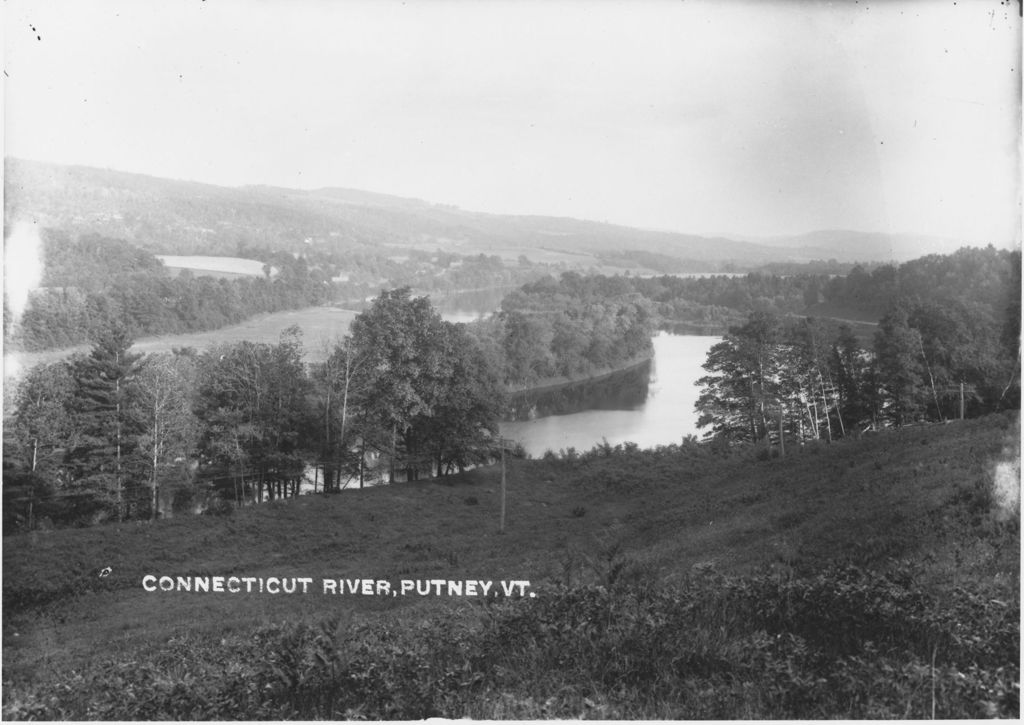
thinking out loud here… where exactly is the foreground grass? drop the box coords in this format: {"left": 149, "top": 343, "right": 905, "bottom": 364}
{"left": 4, "top": 569, "right": 1017, "bottom": 719}
{"left": 2, "top": 412, "right": 1019, "bottom": 719}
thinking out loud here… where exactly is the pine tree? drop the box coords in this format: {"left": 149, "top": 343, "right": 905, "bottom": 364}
{"left": 66, "top": 324, "right": 144, "bottom": 521}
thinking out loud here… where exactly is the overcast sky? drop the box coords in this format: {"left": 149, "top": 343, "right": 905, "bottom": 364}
{"left": 4, "top": 0, "right": 1021, "bottom": 242}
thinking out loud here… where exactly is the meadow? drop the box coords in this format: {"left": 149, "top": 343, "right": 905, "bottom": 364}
{"left": 154, "top": 255, "right": 275, "bottom": 279}
{"left": 4, "top": 306, "right": 359, "bottom": 380}
{"left": 2, "top": 412, "right": 1018, "bottom": 719}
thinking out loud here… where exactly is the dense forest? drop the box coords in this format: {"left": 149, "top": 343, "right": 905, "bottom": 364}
{"left": 3, "top": 229, "right": 550, "bottom": 351}
{"left": 486, "top": 272, "right": 655, "bottom": 386}
{"left": 696, "top": 247, "right": 1020, "bottom": 449}
{"left": 3, "top": 291, "right": 508, "bottom": 529}
{"left": 547, "top": 245, "right": 1020, "bottom": 337}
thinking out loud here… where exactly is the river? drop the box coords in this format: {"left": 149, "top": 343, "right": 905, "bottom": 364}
{"left": 498, "top": 333, "right": 720, "bottom": 457}
{"left": 431, "top": 289, "right": 722, "bottom": 457}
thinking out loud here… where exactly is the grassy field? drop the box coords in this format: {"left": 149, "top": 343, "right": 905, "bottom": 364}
{"left": 155, "top": 255, "right": 274, "bottom": 279}
{"left": 2, "top": 413, "right": 1019, "bottom": 718}
{"left": 4, "top": 306, "right": 360, "bottom": 380}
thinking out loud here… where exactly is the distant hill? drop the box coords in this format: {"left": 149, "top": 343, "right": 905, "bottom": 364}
{"left": 5, "top": 157, "right": 967, "bottom": 266}
{"left": 733, "top": 229, "right": 983, "bottom": 263}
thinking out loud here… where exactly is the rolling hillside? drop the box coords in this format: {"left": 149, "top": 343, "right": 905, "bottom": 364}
{"left": 2, "top": 413, "right": 1018, "bottom": 719}
{"left": 4, "top": 157, "right": 957, "bottom": 266}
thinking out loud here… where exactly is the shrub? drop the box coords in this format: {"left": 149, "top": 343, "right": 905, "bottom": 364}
{"left": 202, "top": 497, "right": 234, "bottom": 517}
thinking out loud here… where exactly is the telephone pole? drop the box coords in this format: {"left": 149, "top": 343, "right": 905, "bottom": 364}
{"left": 499, "top": 437, "right": 513, "bottom": 533}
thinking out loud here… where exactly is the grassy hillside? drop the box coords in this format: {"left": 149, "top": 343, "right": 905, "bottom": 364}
{"left": 2, "top": 413, "right": 1019, "bottom": 718}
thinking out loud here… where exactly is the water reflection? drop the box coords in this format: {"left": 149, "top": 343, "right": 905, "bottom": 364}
{"left": 506, "top": 360, "right": 652, "bottom": 420}
{"left": 499, "top": 333, "right": 720, "bottom": 456}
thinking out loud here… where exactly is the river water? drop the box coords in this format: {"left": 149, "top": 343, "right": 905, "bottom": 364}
{"left": 498, "top": 333, "right": 720, "bottom": 457}
{"left": 432, "top": 290, "right": 722, "bottom": 457}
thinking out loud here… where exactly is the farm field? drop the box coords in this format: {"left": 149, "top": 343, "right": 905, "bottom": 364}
{"left": 3, "top": 413, "right": 1018, "bottom": 719}
{"left": 3, "top": 306, "right": 360, "bottom": 381}
{"left": 155, "top": 255, "right": 275, "bottom": 279}
{"left": 130, "top": 306, "right": 358, "bottom": 361}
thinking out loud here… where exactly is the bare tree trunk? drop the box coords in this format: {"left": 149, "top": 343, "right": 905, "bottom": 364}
{"left": 359, "top": 440, "right": 365, "bottom": 489}
{"left": 29, "top": 437, "right": 38, "bottom": 531}
{"left": 918, "top": 335, "right": 944, "bottom": 420}
{"left": 818, "top": 373, "right": 833, "bottom": 443}
{"left": 825, "top": 368, "right": 845, "bottom": 437}
{"left": 390, "top": 424, "right": 397, "bottom": 483}
{"left": 151, "top": 401, "right": 160, "bottom": 521}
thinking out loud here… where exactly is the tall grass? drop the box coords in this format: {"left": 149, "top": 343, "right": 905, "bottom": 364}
{"left": 4, "top": 567, "right": 1017, "bottom": 720}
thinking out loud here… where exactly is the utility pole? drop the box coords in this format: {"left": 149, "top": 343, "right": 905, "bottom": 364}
{"left": 499, "top": 437, "right": 512, "bottom": 533}
{"left": 960, "top": 381, "right": 965, "bottom": 420}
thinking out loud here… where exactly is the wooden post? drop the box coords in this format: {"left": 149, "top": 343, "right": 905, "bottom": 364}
{"left": 778, "top": 408, "right": 784, "bottom": 457}
{"left": 960, "top": 381, "right": 965, "bottom": 420}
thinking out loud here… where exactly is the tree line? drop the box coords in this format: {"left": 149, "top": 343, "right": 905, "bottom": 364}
{"left": 552, "top": 245, "right": 1020, "bottom": 337}
{"left": 696, "top": 278, "right": 1020, "bottom": 450}
{"left": 8, "top": 232, "right": 334, "bottom": 350}
{"left": 3, "top": 289, "right": 510, "bottom": 531}
{"left": 481, "top": 272, "right": 656, "bottom": 386}
{"left": 4, "top": 231, "right": 551, "bottom": 352}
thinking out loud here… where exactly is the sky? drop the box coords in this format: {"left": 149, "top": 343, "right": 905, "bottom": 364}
{"left": 3, "top": 0, "right": 1021, "bottom": 243}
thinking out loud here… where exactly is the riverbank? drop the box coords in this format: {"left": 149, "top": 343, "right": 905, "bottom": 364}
{"left": 504, "top": 351, "right": 655, "bottom": 397}
{"left": 499, "top": 334, "right": 720, "bottom": 454}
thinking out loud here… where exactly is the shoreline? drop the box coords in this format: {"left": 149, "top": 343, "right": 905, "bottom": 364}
{"left": 504, "top": 352, "right": 654, "bottom": 397}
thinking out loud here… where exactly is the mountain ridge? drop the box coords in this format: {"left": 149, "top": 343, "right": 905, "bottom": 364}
{"left": 5, "top": 157, "right": 972, "bottom": 265}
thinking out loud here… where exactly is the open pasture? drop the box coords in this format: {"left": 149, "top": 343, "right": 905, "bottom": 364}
{"left": 155, "top": 255, "right": 276, "bottom": 279}
{"left": 4, "top": 306, "right": 359, "bottom": 380}
{"left": 130, "top": 306, "right": 357, "bottom": 362}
